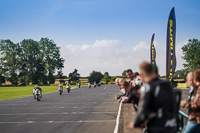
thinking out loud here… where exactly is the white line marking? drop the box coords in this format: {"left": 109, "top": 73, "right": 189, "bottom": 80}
{"left": 104, "top": 86, "right": 107, "bottom": 90}
{"left": 0, "top": 105, "right": 118, "bottom": 109}
{"left": 113, "top": 101, "right": 122, "bottom": 133}
{"left": 0, "top": 120, "right": 116, "bottom": 124}
{"left": 0, "top": 112, "right": 117, "bottom": 115}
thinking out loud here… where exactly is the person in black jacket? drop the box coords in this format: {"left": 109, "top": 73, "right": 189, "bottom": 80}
{"left": 133, "top": 62, "right": 177, "bottom": 133}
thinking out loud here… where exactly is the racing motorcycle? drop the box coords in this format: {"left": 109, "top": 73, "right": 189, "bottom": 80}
{"left": 88, "top": 84, "right": 91, "bottom": 88}
{"left": 33, "top": 88, "right": 42, "bottom": 101}
{"left": 66, "top": 84, "right": 71, "bottom": 93}
{"left": 58, "top": 85, "right": 63, "bottom": 95}
{"left": 67, "top": 87, "right": 70, "bottom": 93}
{"left": 59, "top": 89, "right": 63, "bottom": 95}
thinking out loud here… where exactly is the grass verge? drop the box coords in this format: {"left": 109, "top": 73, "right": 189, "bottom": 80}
{"left": 0, "top": 85, "right": 79, "bottom": 101}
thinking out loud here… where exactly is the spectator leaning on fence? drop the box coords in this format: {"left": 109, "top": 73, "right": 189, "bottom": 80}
{"left": 181, "top": 69, "right": 200, "bottom": 133}
{"left": 115, "top": 80, "right": 130, "bottom": 102}
{"left": 133, "top": 62, "right": 177, "bottom": 133}
{"left": 122, "top": 73, "right": 143, "bottom": 111}
{"left": 126, "top": 69, "right": 136, "bottom": 87}
{"left": 115, "top": 78, "right": 127, "bottom": 100}
{"left": 115, "top": 78, "right": 120, "bottom": 86}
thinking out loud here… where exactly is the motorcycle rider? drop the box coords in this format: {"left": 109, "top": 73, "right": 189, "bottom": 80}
{"left": 58, "top": 84, "right": 63, "bottom": 91}
{"left": 66, "top": 83, "right": 71, "bottom": 92}
{"left": 33, "top": 85, "right": 42, "bottom": 98}
{"left": 88, "top": 83, "right": 91, "bottom": 88}
{"left": 78, "top": 82, "right": 81, "bottom": 88}
{"left": 94, "top": 81, "right": 97, "bottom": 88}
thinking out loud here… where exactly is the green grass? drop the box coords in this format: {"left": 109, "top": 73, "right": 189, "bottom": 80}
{"left": 0, "top": 85, "right": 78, "bottom": 101}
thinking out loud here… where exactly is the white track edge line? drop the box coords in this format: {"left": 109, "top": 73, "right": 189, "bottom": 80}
{"left": 113, "top": 101, "right": 122, "bottom": 133}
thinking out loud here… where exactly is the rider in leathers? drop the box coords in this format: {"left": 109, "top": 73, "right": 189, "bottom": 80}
{"left": 134, "top": 63, "right": 177, "bottom": 133}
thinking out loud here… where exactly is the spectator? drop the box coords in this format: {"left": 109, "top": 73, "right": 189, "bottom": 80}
{"left": 119, "top": 80, "right": 130, "bottom": 102}
{"left": 115, "top": 80, "right": 128, "bottom": 101}
{"left": 181, "top": 69, "right": 200, "bottom": 133}
{"left": 118, "top": 78, "right": 124, "bottom": 85}
{"left": 187, "top": 72, "right": 195, "bottom": 102}
{"left": 115, "top": 78, "right": 120, "bottom": 86}
{"left": 126, "top": 69, "right": 135, "bottom": 81}
{"left": 126, "top": 69, "right": 136, "bottom": 87}
{"left": 134, "top": 62, "right": 177, "bottom": 133}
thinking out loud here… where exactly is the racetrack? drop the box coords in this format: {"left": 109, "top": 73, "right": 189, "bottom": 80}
{"left": 0, "top": 85, "right": 120, "bottom": 133}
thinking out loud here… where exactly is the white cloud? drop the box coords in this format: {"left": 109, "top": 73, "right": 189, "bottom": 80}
{"left": 66, "top": 39, "right": 120, "bottom": 53}
{"left": 175, "top": 38, "right": 188, "bottom": 70}
{"left": 81, "top": 44, "right": 90, "bottom": 50}
{"left": 132, "top": 41, "right": 148, "bottom": 51}
{"left": 92, "top": 39, "right": 120, "bottom": 48}
{"left": 60, "top": 39, "right": 186, "bottom": 77}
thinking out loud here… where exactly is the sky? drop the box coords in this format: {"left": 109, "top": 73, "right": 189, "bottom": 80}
{"left": 0, "top": 0, "right": 200, "bottom": 77}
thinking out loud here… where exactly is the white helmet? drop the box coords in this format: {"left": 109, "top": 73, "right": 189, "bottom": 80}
{"left": 135, "top": 76, "right": 143, "bottom": 87}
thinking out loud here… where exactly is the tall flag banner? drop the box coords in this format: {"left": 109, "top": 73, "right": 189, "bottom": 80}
{"left": 166, "top": 7, "right": 176, "bottom": 81}
{"left": 150, "top": 33, "right": 156, "bottom": 65}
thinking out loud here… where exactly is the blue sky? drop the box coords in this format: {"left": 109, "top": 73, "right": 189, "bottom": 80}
{"left": 0, "top": 0, "right": 200, "bottom": 76}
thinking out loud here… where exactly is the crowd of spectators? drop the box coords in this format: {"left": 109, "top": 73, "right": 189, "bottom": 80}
{"left": 114, "top": 62, "right": 200, "bottom": 133}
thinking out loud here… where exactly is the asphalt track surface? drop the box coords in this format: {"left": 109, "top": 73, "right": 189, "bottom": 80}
{"left": 0, "top": 85, "right": 120, "bottom": 133}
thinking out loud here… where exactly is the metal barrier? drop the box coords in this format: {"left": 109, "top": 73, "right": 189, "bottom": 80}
{"left": 179, "top": 110, "right": 188, "bottom": 132}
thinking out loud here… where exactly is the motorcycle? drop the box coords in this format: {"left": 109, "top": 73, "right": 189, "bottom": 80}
{"left": 67, "top": 87, "right": 70, "bottom": 93}
{"left": 58, "top": 86, "right": 63, "bottom": 95}
{"left": 59, "top": 89, "right": 63, "bottom": 95}
{"left": 66, "top": 86, "right": 71, "bottom": 93}
{"left": 34, "top": 88, "right": 42, "bottom": 101}
{"left": 88, "top": 84, "right": 91, "bottom": 88}
{"left": 94, "top": 84, "right": 96, "bottom": 88}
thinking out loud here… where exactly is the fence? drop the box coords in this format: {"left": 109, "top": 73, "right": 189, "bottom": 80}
{"left": 179, "top": 111, "right": 188, "bottom": 132}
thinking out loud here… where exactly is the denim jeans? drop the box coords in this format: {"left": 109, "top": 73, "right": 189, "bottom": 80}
{"left": 184, "top": 121, "right": 200, "bottom": 133}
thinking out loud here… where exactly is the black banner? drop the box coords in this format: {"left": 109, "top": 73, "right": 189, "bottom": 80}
{"left": 166, "top": 7, "right": 176, "bottom": 81}
{"left": 150, "top": 33, "right": 156, "bottom": 65}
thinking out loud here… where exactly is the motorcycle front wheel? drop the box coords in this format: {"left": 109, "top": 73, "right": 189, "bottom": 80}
{"left": 36, "top": 95, "right": 40, "bottom": 101}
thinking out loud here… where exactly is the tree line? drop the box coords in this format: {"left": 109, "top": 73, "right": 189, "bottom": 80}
{"left": 173, "top": 38, "right": 200, "bottom": 79}
{"left": 0, "top": 38, "right": 64, "bottom": 85}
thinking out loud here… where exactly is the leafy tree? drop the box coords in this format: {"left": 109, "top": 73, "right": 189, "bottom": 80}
{"left": 19, "top": 39, "right": 43, "bottom": 84}
{"left": 0, "top": 38, "right": 65, "bottom": 85}
{"left": 68, "top": 69, "right": 80, "bottom": 83}
{"left": 182, "top": 39, "right": 200, "bottom": 72}
{"left": 173, "top": 70, "right": 186, "bottom": 79}
{"left": 88, "top": 71, "right": 103, "bottom": 84}
{"left": 0, "top": 75, "right": 5, "bottom": 85}
{"left": 0, "top": 40, "right": 21, "bottom": 85}
{"left": 39, "top": 38, "right": 64, "bottom": 84}
{"left": 102, "top": 72, "right": 111, "bottom": 84}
